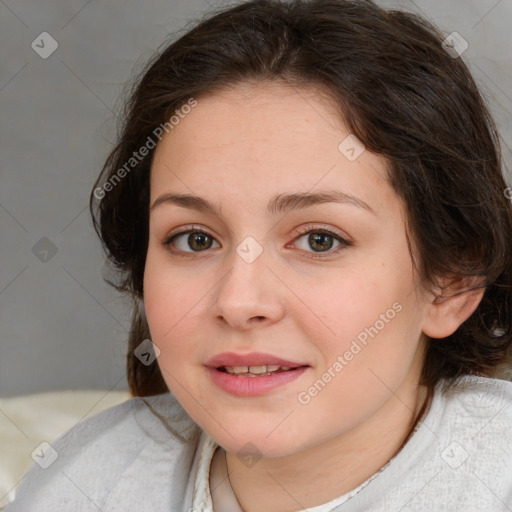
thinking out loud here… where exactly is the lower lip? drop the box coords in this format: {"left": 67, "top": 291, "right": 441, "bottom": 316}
{"left": 206, "top": 366, "right": 309, "bottom": 397}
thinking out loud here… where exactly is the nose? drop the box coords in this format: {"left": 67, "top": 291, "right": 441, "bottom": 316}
{"left": 210, "top": 242, "right": 286, "bottom": 330}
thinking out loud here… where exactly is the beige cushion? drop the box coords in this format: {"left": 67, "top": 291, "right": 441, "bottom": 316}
{"left": 0, "top": 390, "right": 131, "bottom": 509}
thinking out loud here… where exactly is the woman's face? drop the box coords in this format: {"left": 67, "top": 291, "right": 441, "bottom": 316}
{"left": 143, "top": 81, "right": 432, "bottom": 457}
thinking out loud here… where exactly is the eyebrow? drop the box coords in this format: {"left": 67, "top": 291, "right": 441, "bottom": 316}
{"left": 150, "top": 190, "right": 376, "bottom": 216}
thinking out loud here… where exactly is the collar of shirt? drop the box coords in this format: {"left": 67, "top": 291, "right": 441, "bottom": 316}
{"left": 191, "top": 431, "right": 393, "bottom": 512}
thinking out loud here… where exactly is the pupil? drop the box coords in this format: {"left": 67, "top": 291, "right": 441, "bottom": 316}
{"left": 309, "top": 233, "right": 333, "bottom": 252}
{"left": 189, "top": 232, "right": 211, "bottom": 251}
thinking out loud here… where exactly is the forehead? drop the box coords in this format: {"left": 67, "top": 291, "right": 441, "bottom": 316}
{"left": 154, "top": 81, "right": 345, "bottom": 161}
{"left": 149, "top": 81, "right": 396, "bottom": 217}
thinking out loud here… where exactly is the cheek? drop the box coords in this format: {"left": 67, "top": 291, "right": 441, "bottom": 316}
{"left": 295, "top": 262, "right": 411, "bottom": 345}
{"left": 295, "top": 299, "right": 424, "bottom": 436}
{"left": 299, "top": 259, "right": 423, "bottom": 384}
{"left": 143, "top": 252, "right": 204, "bottom": 356}
{"left": 143, "top": 267, "right": 206, "bottom": 398}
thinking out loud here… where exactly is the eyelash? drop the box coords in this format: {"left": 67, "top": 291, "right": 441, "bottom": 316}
{"left": 161, "top": 224, "right": 352, "bottom": 260}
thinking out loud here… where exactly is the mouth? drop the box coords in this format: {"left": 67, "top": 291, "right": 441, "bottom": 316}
{"left": 205, "top": 352, "right": 310, "bottom": 396}
{"left": 205, "top": 351, "right": 307, "bottom": 369}
{"left": 216, "top": 364, "right": 303, "bottom": 377}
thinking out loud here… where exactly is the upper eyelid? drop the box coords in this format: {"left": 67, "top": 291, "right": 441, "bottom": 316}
{"left": 293, "top": 224, "right": 348, "bottom": 239}
{"left": 165, "top": 224, "right": 348, "bottom": 242}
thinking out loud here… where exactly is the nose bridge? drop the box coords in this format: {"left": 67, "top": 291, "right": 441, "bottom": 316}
{"left": 221, "top": 236, "right": 269, "bottom": 300}
{"left": 211, "top": 235, "right": 284, "bottom": 327}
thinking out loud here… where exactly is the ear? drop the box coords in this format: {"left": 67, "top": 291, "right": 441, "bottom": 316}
{"left": 422, "top": 275, "right": 486, "bottom": 339}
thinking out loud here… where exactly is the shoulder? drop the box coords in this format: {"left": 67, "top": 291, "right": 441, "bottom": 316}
{"left": 432, "top": 375, "right": 512, "bottom": 506}
{"left": 441, "top": 374, "right": 512, "bottom": 422}
{"left": 436, "top": 374, "right": 512, "bottom": 448}
{"left": 6, "top": 392, "right": 202, "bottom": 511}
{"left": 345, "top": 376, "right": 512, "bottom": 511}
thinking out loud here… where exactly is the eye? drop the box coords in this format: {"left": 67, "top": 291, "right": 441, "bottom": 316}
{"left": 291, "top": 226, "right": 352, "bottom": 258}
{"left": 162, "top": 224, "right": 352, "bottom": 259}
{"left": 163, "top": 227, "right": 220, "bottom": 255}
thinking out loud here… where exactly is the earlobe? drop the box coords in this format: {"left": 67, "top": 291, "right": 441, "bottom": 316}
{"left": 422, "top": 276, "right": 486, "bottom": 339}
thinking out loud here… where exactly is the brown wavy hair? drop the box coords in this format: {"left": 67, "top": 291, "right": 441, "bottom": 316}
{"left": 89, "top": 0, "right": 512, "bottom": 406}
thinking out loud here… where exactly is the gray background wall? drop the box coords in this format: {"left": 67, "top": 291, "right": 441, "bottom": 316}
{"left": 1, "top": 0, "right": 511, "bottom": 397}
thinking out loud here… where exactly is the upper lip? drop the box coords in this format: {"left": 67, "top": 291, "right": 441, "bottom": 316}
{"left": 205, "top": 352, "right": 308, "bottom": 369}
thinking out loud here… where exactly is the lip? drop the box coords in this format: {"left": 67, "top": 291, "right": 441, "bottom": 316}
{"left": 206, "top": 366, "right": 309, "bottom": 397}
{"left": 204, "top": 352, "right": 310, "bottom": 397}
{"left": 205, "top": 352, "right": 307, "bottom": 369}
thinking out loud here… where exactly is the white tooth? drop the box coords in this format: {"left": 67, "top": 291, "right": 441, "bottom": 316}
{"left": 248, "top": 365, "right": 267, "bottom": 374}
{"left": 224, "top": 367, "right": 235, "bottom": 374}
{"left": 232, "top": 366, "right": 249, "bottom": 374}
{"left": 280, "top": 366, "right": 292, "bottom": 371}
{"left": 266, "top": 365, "right": 280, "bottom": 372}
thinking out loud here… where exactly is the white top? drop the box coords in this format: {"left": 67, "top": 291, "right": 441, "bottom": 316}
{"left": 5, "top": 375, "right": 512, "bottom": 511}
{"left": 207, "top": 439, "right": 390, "bottom": 511}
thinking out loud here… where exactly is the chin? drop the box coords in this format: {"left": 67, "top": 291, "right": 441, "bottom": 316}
{"left": 205, "top": 421, "right": 308, "bottom": 459}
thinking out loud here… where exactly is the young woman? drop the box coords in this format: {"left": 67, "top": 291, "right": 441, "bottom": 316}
{"left": 7, "top": 1, "right": 512, "bottom": 510}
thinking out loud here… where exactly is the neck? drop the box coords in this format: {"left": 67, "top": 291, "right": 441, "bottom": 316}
{"left": 225, "top": 383, "right": 429, "bottom": 512}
